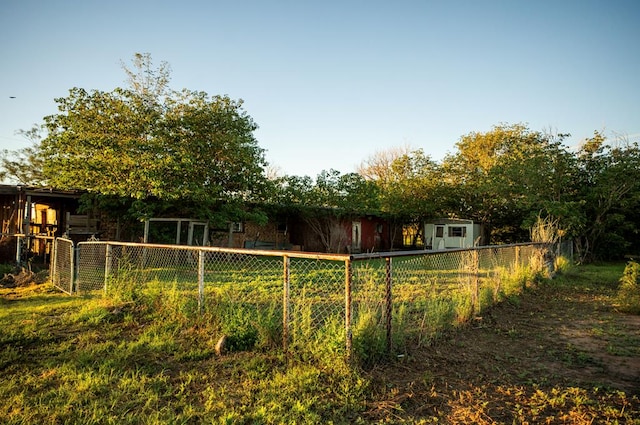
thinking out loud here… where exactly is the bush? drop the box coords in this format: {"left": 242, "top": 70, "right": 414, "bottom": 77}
{"left": 616, "top": 261, "right": 640, "bottom": 314}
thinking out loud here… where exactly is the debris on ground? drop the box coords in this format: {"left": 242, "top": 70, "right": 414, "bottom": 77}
{"left": 0, "top": 268, "right": 48, "bottom": 288}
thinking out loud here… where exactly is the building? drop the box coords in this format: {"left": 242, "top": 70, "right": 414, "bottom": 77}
{"left": 0, "top": 185, "right": 96, "bottom": 264}
{"left": 424, "top": 218, "right": 484, "bottom": 250}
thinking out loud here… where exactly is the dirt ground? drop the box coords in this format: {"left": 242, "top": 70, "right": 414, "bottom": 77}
{"left": 365, "top": 273, "right": 640, "bottom": 423}
{"left": 0, "top": 268, "right": 49, "bottom": 288}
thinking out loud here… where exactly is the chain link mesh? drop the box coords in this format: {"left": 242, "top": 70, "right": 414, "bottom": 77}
{"left": 51, "top": 238, "right": 74, "bottom": 294}
{"left": 287, "top": 257, "right": 347, "bottom": 355}
{"left": 54, "top": 239, "right": 553, "bottom": 358}
{"left": 76, "top": 242, "right": 106, "bottom": 291}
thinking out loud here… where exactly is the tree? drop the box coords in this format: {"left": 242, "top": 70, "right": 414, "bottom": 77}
{"left": 574, "top": 132, "right": 640, "bottom": 261}
{"left": 443, "top": 124, "right": 578, "bottom": 243}
{"left": 357, "top": 144, "right": 413, "bottom": 183}
{"left": 40, "top": 54, "right": 268, "bottom": 224}
{"left": 271, "top": 170, "right": 380, "bottom": 252}
{"left": 0, "top": 125, "right": 47, "bottom": 186}
{"left": 359, "top": 147, "right": 445, "bottom": 248}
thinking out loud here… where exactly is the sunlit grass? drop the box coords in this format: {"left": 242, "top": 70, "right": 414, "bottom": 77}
{"left": 2, "top": 260, "right": 639, "bottom": 423}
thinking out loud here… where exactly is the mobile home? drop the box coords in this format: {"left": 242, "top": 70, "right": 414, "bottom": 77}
{"left": 425, "top": 218, "right": 483, "bottom": 250}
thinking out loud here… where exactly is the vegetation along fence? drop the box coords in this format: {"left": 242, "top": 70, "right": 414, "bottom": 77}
{"left": 51, "top": 239, "right": 564, "bottom": 361}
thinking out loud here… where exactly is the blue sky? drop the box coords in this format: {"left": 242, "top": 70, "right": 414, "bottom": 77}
{"left": 1, "top": 0, "right": 639, "bottom": 178}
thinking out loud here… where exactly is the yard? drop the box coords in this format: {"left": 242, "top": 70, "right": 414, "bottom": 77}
{"left": 1, "top": 262, "right": 638, "bottom": 423}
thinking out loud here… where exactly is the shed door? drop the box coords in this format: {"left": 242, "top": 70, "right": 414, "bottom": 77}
{"left": 351, "top": 221, "right": 362, "bottom": 252}
{"left": 435, "top": 225, "right": 445, "bottom": 250}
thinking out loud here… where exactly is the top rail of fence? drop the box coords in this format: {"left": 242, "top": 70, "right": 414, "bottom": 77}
{"left": 77, "top": 240, "right": 546, "bottom": 262}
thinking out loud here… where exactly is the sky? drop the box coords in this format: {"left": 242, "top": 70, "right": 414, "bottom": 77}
{"left": 1, "top": 0, "right": 639, "bottom": 178}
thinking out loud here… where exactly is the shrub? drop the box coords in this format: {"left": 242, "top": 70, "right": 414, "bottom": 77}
{"left": 616, "top": 261, "right": 640, "bottom": 314}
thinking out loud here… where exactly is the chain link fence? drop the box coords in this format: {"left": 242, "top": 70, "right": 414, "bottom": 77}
{"left": 51, "top": 238, "right": 74, "bottom": 294}
{"left": 51, "top": 239, "right": 561, "bottom": 360}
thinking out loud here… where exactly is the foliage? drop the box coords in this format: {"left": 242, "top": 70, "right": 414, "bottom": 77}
{"left": 6, "top": 58, "right": 640, "bottom": 263}
{"left": 574, "top": 132, "right": 640, "bottom": 261}
{"left": 39, "top": 53, "right": 268, "bottom": 225}
{"left": 616, "top": 260, "right": 640, "bottom": 314}
{"left": 360, "top": 147, "right": 446, "bottom": 232}
{"left": 441, "top": 124, "right": 577, "bottom": 243}
{"left": 0, "top": 125, "right": 48, "bottom": 185}
{"left": 271, "top": 169, "right": 381, "bottom": 252}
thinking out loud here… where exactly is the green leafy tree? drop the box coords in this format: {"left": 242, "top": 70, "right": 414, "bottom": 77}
{"left": 271, "top": 170, "right": 380, "bottom": 252}
{"left": 40, "top": 54, "right": 268, "bottom": 225}
{"left": 0, "top": 125, "right": 47, "bottom": 186}
{"left": 359, "top": 147, "right": 445, "bottom": 248}
{"left": 574, "top": 132, "right": 640, "bottom": 261}
{"left": 443, "top": 124, "right": 579, "bottom": 243}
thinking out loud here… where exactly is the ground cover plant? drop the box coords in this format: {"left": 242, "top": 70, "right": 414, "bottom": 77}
{"left": 1, "top": 262, "right": 638, "bottom": 423}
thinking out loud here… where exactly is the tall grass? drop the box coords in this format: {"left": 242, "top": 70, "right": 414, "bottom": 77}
{"left": 4, "top": 260, "right": 635, "bottom": 423}
{"left": 0, "top": 282, "right": 368, "bottom": 424}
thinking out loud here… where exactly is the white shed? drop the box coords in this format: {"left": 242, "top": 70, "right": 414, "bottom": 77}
{"left": 425, "top": 218, "right": 483, "bottom": 250}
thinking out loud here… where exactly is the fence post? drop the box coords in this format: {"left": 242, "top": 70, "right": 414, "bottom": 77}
{"left": 198, "top": 250, "right": 205, "bottom": 314}
{"left": 69, "top": 241, "right": 75, "bottom": 294}
{"left": 472, "top": 249, "right": 479, "bottom": 314}
{"left": 104, "top": 244, "right": 112, "bottom": 294}
{"left": 15, "top": 236, "right": 22, "bottom": 266}
{"left": 51, "top": 238, "right": 58, "bottom": 289}
{"left": 283, "top": 255, "right": 290, "bottom": 352}
{"left": 345, "top": 258, "right": 353, "bottom": 360}
{"left": 385, "top": 256, "right": 393, "bottom": 354}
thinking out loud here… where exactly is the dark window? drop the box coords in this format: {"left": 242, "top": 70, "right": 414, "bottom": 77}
{"left": 448, "top": 226, "right": 466, "bottom": 237}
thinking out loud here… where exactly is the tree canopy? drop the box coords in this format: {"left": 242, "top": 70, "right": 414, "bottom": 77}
{"left": 38, "top": 54, "right": 268, "bottom": 223}
{"left": 0, "top": 125, "right": 47, "bottom": 186}
{"left": 1, "top": 54, "right": 637, "bottom": 260}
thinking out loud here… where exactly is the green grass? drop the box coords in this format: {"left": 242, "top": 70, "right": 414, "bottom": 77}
{"left": 2, "top": 260, "right": 638, "bottom": 424}
{"left": 69, "top": 247, "right": 554, "bottom": 365}
{"left": 0, "top": 283, "right": 367, "bottom": 424}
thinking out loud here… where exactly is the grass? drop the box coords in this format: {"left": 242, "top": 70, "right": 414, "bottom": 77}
{"left": 0, "top": 283, "right": 365, "bottom": 424}
{"left": 1, "top": 260, "right": 639, "bottom": 423}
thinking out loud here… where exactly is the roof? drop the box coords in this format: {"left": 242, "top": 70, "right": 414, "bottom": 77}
{"left": 0, "top": 184, "right": 84, "bottom": 199}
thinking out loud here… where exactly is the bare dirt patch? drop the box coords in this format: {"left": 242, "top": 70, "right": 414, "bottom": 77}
{"left": 0, "top": 268, "right": 48, "bottom": 289}
{"left": 365, "top": 271, "right": 640, "bottom": 423}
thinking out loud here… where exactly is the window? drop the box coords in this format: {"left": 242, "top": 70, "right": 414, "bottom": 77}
{"left": 448, "top": 226, "right": 466, "bottom": 237}
{"left": 231, "top": 222, "right": 244, "bottom": 233}
{"left": 435, "top": 226, "right": 444, "bottom": 238}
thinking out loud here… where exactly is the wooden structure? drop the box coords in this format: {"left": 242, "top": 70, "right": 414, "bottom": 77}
{"left": 425, "top": 218, "right": 484, "bottom": 250}
{"left": 0, "top": 185, "right": 95, "bottom": 264}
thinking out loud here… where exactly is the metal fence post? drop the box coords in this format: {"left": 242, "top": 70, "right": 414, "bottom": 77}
{"left": 345, "top": 258, "right": 353, "bottom": 360}
{"left": 283, "top": 255, "right": 290, "bottom": 352}
{"left": 69, "top": 241, "right": 75, "bottom": 294}
{"left": 472, "top": 249, "right": 479, "bottom": 314}
{"left": 51, "top": 238, "right": 58, "bottom": 289}
{"left": 104, "top": 244, "right": 112, "bottom": 295}
{"left": 385, "top": 256, "right": 393, "bottom": 354}
{"left": 15, "top": 235, "right": 22, "bottom": 266}
{"left": 198, "top": 250, "right": 205, "bottom": 314}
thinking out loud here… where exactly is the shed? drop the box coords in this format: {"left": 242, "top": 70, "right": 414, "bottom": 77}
{"left": 424, "top": 218, "right": 484, "bottom": 250}
{"left": 0, "top": 184, "right": 91, "bottom": 264}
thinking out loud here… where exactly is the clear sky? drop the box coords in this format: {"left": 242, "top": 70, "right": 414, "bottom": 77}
{"left": 1, "top": 0, "right": 639, "bottom": 178}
